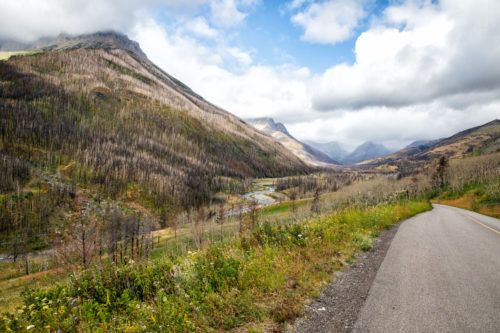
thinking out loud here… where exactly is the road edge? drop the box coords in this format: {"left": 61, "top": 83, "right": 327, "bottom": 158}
{"left": 288, "top": 220, "right": 404, "bottom": 333}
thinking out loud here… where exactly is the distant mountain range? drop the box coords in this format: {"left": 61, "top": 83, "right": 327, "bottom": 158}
{"left": 247, "top": 118, "right": 396, "bottom": 166}
{"left": 343, "top": 142, "right": 391, "bottom": 165}
{"left": 303, "top": 140, "right": 349, "bottom": 163}
{"left": 404, "top": 139, "right": 442, "bottom": 149}
{"left": 358, "top": 120, "right": 500, "bottom": 173}
{"left": 246, "top": 117, "right": 500, "bottom": 169}
{"left": 304, "top": 140, "right": 391, "bottom": 165}
{"left": 246, "top": 118, "right": 339, "bottom": 167}
{"left": 307, "top": 120, "right": 500, "bottom": 169}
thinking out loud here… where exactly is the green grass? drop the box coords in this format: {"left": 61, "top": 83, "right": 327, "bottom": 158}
{"left": 260, "top": 202, "right": 292, "bottom": 215}
{"left": 433, "top": 181, "right": 500, "bottom": 218}
{"left": 260, "top": 197, "right": 311, "bottom": 215}
{"left": 0, "top": 267, "right": 67, "bottom": 314}
{"left": 0, "top": 200, "right": 431, "bottom": 332}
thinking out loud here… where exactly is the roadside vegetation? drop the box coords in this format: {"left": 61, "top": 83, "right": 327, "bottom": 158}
{"left": 2, "top": 148, "right": 497, "bottom": 329}
{"left": 431, "top": 152, "right": 500, "bottom": 217}
{"left": 0, "top": 200, "right": 430, "bottom": 332}
{"left": 0, "top": 148, "right": 498, "bottom": 331}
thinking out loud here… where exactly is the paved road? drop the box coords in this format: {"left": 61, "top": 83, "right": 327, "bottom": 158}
{"left": 353, "top": 204, "right": 500, "bottom": 333}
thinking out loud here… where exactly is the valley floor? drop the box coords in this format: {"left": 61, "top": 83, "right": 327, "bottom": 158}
{"left": 1, "top": 153, "right": 498, "bottom": 331}
{"left": 0, "top": 182, "right": 431, "bottom": 331}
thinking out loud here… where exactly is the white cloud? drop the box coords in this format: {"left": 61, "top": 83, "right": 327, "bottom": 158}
{"left": 288, "top": 100, "right": 500, "bottom": 150}
{"left": 286, "top": 0, "right": 500, "bottom": 147}
{"left": 0, "top": 0, "right": 158, "bottom": 42}
{"left": 288, "top": 0, "right": 310, "bottom": 10}
{"left": 313, "top": 0, "right": 500, "bottom": 111}
{"left": 209, "top": 0, "right": 247, "bottom": 27}
{"left": 0, "top": 0, "right": 255, "bottom": 42}
{"left": 225, "top": 47, "right": 253, "bottom": 66}
{"left": 185, "top": 16, "right": 218, "bottom": 38}
{"left": 132, "top": 19, "right": 312, "bottom": 120}
{"left": 291, "top": 0, "right": 367, "bottom": 44}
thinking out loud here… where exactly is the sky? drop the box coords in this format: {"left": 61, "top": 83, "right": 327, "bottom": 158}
{"left": 1, "top": 0, "right": 500, "bottom": 150}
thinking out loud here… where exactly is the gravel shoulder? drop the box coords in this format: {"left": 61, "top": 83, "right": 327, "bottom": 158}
{"left": 289, "top": 221, "right": 403, "bottom": 333}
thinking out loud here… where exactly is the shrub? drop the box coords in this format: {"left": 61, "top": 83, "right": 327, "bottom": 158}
{"left": 1, "top": 201, "right": 431, "bottom": 331}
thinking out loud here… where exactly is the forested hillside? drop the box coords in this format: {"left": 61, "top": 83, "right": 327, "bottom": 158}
{"left": 0, "top": 32, "right": 309, "bottom": 256}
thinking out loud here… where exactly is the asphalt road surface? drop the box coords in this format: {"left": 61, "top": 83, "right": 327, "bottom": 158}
{"left": 353, "top": 204, "right": 500, "bottom": 333}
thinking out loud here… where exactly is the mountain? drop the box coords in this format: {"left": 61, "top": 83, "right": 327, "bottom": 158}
{"left": 2, "top": 32, "right": 146, "bottom": 57}
{"left": 303, "top": 140, "right": 349, "bottom": 163}
{"left": 404, "top": 139, "right": 442, "bottom": 149}
{"left": 0, "top": 32, "right": 310, "bottom": 210}
{"left": 359, "top": 120, "right": 500, "bottom": 173}
{"left": 342, "top": 141, "right": 391, "bottom": 165}
{"left": 304, "top": 140, "right": 391, "bottom": 165}
{"left": 246, "top": 118, "right": 339, "bottom": 167}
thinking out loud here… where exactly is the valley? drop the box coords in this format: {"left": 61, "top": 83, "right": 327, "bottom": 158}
{"left": 0, "top": 31, "right": 499, "bottom": 332}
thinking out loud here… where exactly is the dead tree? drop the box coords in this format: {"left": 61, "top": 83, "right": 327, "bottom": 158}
{"left": 193, "top": 207, "right": 206, "bottom": 249}
{"left": 238, "top": 203, "right": 244, "bottom": 236}
{"left": 432, "top": 156, "right": 449, "bottom": 188}
{"left": 311, "top": 188, "right": 321, "bottom": 214}
{"left": 216, "top": 202, "right": 225, "bottom": 236}
{"left": 248, "top": 200, "right": 259, "bottom": 231}
{"left": 290, "top": 191, "right": 298, "bottom": 217}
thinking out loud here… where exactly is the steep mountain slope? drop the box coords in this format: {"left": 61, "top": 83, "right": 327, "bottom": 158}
{"left": 404, "top": 139, "right": 442, "bottom": 149}
{"left": 247, "top": 118, "right": 339, "bottom": 167}
{"left": 359, "top": 120, "right": 500, "bottom": 173}
{"left": 0, "top": 32, "right": 309, "bottom": 210}
{"left": 342, "top": 141, "right": 391, "bottom": 165}
{"left": 304, "top": 140, "right": 349, "bottom": 163}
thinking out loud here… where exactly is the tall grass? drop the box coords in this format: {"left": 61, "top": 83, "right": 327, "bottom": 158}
{"left": 1, "top": 200, "right": 430, "bottom": 332}
{"left": 432, "top": 152, "right": 500, "bottom": 217}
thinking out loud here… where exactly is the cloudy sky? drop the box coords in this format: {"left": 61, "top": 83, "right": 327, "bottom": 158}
{"left": 1, "top": 0, "right": 500, "bottom": 150}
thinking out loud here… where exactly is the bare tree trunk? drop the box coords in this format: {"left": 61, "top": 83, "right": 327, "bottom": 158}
{"left": 24, "top": 253, "right": 29, "bottom": 275}
{"left": 81, "top": 221, "right": 87, "bottom": 267}
{"left": 238, "top": 204, "right": 243, "bottom": 236}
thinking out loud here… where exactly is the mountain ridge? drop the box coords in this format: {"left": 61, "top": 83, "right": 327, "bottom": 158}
{"left": 358, "top": 119, "right": 500, "bottom": 173}
{"left": 305, "top": 140, "right": 391, "bottom": 165}
{"left": 342, "top": 141, "right": 391, "bottom": 165}
{"left": 0, "top": 32, "right": 310, "bottom": 209}
{"left": 303, "top": 140, "right": 349, "bottom": 163}
{"left": 246, "top": 117, "right": 339, "bottom": 167}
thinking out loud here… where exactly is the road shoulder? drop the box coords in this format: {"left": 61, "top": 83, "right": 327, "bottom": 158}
{"left": 289, "top": 220, "right": 402, "bottom": 333}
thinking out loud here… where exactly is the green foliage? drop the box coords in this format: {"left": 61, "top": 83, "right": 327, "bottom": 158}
{"left": 250, "top": 221, "right": 308, "bottom": 248}
{"left": 0, "top": 200, "right": 431, "bottom": 331}
{"left": 433, "top": 179, "right": 500, "bottom": 217}
{"left": 191, "top": 247, "right": 240, "bottom": 293}
{"left": 354, "top": 233, "right": 374, "bottom": 251}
